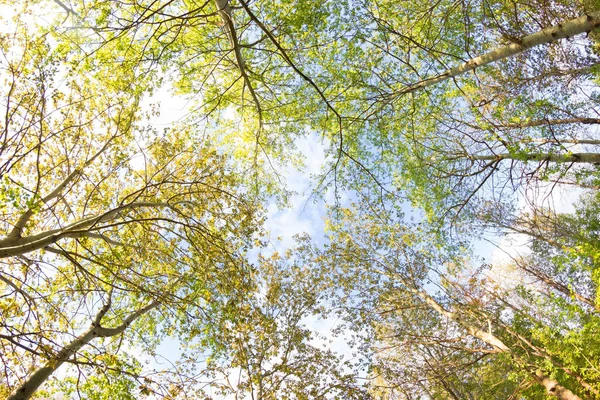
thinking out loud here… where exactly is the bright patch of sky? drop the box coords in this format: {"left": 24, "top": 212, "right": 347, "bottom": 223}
{"left": 263, "top": 136, "right": 330, "bottom": 249}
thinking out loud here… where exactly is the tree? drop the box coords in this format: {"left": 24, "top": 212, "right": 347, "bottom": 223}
{"left": 6, "top": 294, "right": 160, "bottom": 400}
{"left": 341, "top": 1, "right": 600, "bottom": 219}
{"left": 0, "top": 11, "right": 265, "bottom": 398}
{"left": 387, "top": 11, "right": 600, "bottom": 97}
{"left": 45, "top": 0, "right": 358, "bottom": 166}
{"left": 35, "top": 0, "right": 600, "bottom": 214}
{"left": 179, "top": 248, "right": 369, "bottom": 399}
{"left": 4, "top": 0, "right": 600, "bottom": 398}
{"left": 310, "top": 202, "right": 597, "bottom": 399}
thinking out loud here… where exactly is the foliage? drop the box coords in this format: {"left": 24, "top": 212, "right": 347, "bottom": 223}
{"left": 311, "top": 198, "right": 600, "bottom": 399}
{"left": 2, "top": 0, "right": 600, "bottom": 399}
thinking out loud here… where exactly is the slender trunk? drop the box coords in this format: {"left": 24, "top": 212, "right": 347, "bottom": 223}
{"left": 501, "top": 323, "right": 600, "bottom": 398}
{"left": 406, "top": 284, "right": 582, "bottom": 400}
{"left": 520, "top": 138, "right": 600, "bottom": 145}
{"left": 554, "top": 364, "right": 600, "bottom": 397}
{"left": 525, "top": 64, "right": 597, "bottom": 81}
{"left": 491, "top": 221, "right": 600, "bottom": 313}
{"left": 214, "top": 0, "right": 262, "bottom": 119}
{"left": 7, "top": 301, "right": 159, "bottom": 400}
{"left": 502, "top": 118, "right": 600, "bottom": 130}
{"left": 473, "top": 152, "right": 600, "bottom": 164}
{"left": 395, "top": 12, "right": 600, "bottom": 96}
{"left": 6, "top": 129, "right": 123, "bottom": 240}
{"left": 518, "top": 261, "right": 600, "bottom": 313}
{"left": 461, "top": 118, "right": 600, "bottom": 135}
{"left": 422, "top": 348, "right": 465, "bottom": 400}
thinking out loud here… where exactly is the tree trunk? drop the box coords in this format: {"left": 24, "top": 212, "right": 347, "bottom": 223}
{"left": 394, "top": 12, "right": 600, "bottom": 96}
{"left": 502, "top": 118, "right": 600, "bottom": 130}
{"left": 535, "top": 371, "right": 585, "bottom": 400}
{"left": 406, "top": 284, "right": 582, "bottom": 400}
{"left": 0, "top": 201, "right": 171, "bottom": 258}
{"left": 7, "top": 301, "right": 159, "bottom": 400}
{"left": 473, "top": 152, "right": 600, "bottom": 164}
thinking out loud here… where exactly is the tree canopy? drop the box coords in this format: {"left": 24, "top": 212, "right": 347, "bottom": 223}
{"left": 2, "top": 0, "right": 600, "bottom": 399}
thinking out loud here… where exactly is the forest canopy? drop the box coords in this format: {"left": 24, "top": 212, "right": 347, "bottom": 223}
{"left": 1, "top": 0, "right": 600, "bottom": 399}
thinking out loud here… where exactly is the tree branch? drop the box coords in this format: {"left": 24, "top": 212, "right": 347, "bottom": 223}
{"left": 391, "top": 12, "right": 600, "bottom": 98}
{"left": 7, "top": 299, "right": 159, "bottom": 400}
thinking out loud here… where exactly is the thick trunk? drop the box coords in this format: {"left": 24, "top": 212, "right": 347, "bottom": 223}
{"left": 535, "top": 372, "right": 584, "bottom": 400}
{"left": 473, "top": 152, "right": 600, "bottom": 164}
{"left": 7, "top": 326, "right": 98, "bottom": 400}
{"left": 408, "top": 285, "right": 510, "bottom": 351}
{"left": 395, "top": 12, "right": 600, "bottom": 96}
{"left": 7, "top": 301, "right": 158, "bottom": 400}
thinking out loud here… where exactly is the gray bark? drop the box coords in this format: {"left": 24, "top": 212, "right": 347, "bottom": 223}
{"left": 502, "top": 118, "right": 600, "bottom": 130}
{"left": 535, "top": 371, "right": 584, "bottom": 400}
{"left": 214, "top": 0, "right": 262, "bottom": 118}
{"left": 7, "top": 300, "right": 159, "bottom": 400}
{"left": 473, "top": 152, "right": 600, "bottom": 164}
{"left": 394, "top": 12, "right": 600, "bottom": 96}
{"left": 0, "top": 201, "right": 171, "bottom": 258}
{"left": 406, "top": 284, "right": 582, "bottom": 400}
{"left": 6, "top": 126, "right": 123, "bottom": 241}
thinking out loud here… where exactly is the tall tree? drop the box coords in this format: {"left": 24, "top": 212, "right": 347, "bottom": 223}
{"left": 311, "top": 202, "right": 597, "bottom": 399}
{"left": 0, "top": 10, "right": 265, "bottom": 398}
{"left": 37, "top": 0, "right": 600, "bottom": 213}
{"left": 181, "top": 248, "right": 369, "bottom": 399}
{"left": 341, "top": 0, "right": 600, "bottom": 218}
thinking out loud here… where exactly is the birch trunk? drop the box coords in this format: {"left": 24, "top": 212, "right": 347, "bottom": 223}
{"left": 395, "top": 12, "right": 600, "bottom": 96}
{"left": 502, "top": 118, "right": 600, "bottom": 130}
{"left": 407, "top": 285, "right": 582, "bottom": 400}
{"left": 0, "top": 202, "right": 171, "bottom": 258}
{"left": 7, "top": 301, "right": 159, "bottom": 400}
{"left": 473, "top": 152, "right": 600, "bottom": 164}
